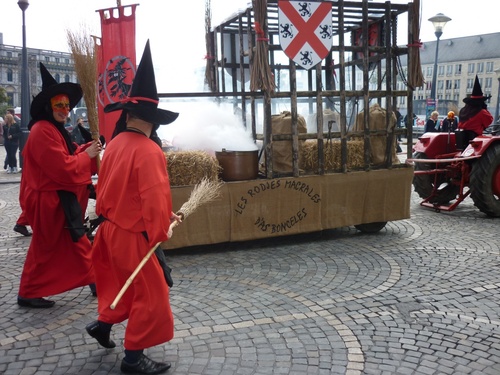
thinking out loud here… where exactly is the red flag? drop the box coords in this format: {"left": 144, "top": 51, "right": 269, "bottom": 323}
{"left": 97, "top": 5, "right": 137, "bottom": 144}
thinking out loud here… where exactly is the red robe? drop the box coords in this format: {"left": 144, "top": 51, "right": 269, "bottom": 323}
{"left": 93, "top": 132, "right": 174, "bottom": 350}
{"left": 19, "top": 120, "right": 95, "bottom": 298}
{"left": 458, "top": 109, "right": 493, "bottom": 136}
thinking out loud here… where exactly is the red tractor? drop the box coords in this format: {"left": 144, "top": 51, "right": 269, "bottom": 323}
{"left": 409, "top": 125, "right": 500, "bottom": 217}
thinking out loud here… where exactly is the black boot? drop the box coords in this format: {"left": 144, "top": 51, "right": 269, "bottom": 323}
{"left": 121, "top": 353, "right": 171, "bottom": 374}
{"left": 86, "top": 320, "right": 116, "bottom": 348}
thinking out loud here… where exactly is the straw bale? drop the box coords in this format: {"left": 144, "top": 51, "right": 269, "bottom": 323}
{"left": 353, "top": 103, "right": 399, "bottom": 165}
{"left": 166, "top": 150, "right": 220, "bottom": 187}
{"left": 300, "top": 140, "right": 365, "bottom": 171}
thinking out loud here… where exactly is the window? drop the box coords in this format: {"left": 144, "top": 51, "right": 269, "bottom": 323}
{"left": 486, "top": 62, "right": 494, "bottom": 73}
{"left": 468, "top": 63, "right": 474, "bottom": 74}
{"left": 65, "top": 58, "right": 70, "bottom": 64}
{"left": 455, "top": 64, "right": 462, "bottom": 75}
{"left": 454, "top": 79, "right": 460, "bottom": 90}
{"left": 446, "top": 65, "right": 453, "bottom": 75}
{"left": 467, "top": 78, "right": 474, "bottom": 89}
{"left": 65, "top": 74, "right": 70, "bottom": 82}
{"left": 477, "top": 62, "right": 484, "bottom": 73}
{"left": 45, "top": 56, "right": 50, "bottom": 62}
{"left": 7, "top": 51, "right": 12, "bottom": 58}
{"left": 446, "top": 80, "right": 452, "bottom": 89}
{"left": 438, "top": 65, "right": 445, "bottom": 76}
{"left": 7, "top": 69, "right": 13, "bottom": 82}
{"left": 438, "top": 80, "right": 444, "bottom": 89}
{"left": 485, "top": 77, "right": 492, "bottom": 89}
{"left": 55, "top": 57, "right": 60, "bottom": 63}
{"left": 426, "top": 66, "right": 432, "bottom": 77}
{"left": 55, "top": 73, "right": 60, "bottom": 83}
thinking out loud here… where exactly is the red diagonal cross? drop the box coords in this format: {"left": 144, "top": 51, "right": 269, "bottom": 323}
{"left": 280, "top": 1, "right": 331, "bottom": 59}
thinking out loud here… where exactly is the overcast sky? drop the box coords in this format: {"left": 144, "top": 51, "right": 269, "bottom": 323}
{"left": 1, "top": 0, "right": 498, "bottom": 93}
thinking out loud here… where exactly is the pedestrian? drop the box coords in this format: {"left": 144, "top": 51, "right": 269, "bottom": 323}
{"left": 0, "top": 116, "right": 4, "bottom": 146}
{"left": 71, "top": 117, "right": 87, "bottom": 145}
{"left": 441, "top": 111, "right": 458, "bottom": 133}
{"left": 2, "top": 113, "right": 22, "bottom": 173}
{"left": 424, "top": 111, "right": 440, "bottom": 133}
{"left": 86, "top": 41, "right": 180, "bottom": 374}
{"left": 17, "top": 62, "right": 102, "bottom": 308}
{"left": 457, "top": 75, "right": 494, "bottom": 148}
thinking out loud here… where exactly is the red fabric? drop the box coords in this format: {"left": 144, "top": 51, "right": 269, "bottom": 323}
{"left": 93, "top": 132, "right": 174, "bottom": 350}
{"left": 16, "top": 211, "right": 28, "bottom": 226}
{"left": 458, "top": 109, "right": 494, "bottom": 135}
{"left": 97, "top": 5, "right": 137, "bottom": 145}
{"left": 18, "top": 120, "right": 95, "bottom": 298}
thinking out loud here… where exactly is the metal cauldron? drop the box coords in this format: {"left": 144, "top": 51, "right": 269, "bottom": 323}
{"left": 215, "top": 149, "right": 259, "bottom": 181}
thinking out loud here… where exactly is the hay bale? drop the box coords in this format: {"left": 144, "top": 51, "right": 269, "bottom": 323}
{"left": 300, "top": 140, "right": 365, "bottom": 171}
{"left": 166, "top": 150, "right": 220, "bottom": 186}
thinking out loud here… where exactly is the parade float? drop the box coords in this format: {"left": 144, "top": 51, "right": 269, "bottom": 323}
{"left": 94, "top": 0, "right": 422, "bottom": 249}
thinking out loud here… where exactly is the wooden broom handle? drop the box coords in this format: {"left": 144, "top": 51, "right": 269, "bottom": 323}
{"left": 110, "top": 219, "right": 180, "bottom": 310}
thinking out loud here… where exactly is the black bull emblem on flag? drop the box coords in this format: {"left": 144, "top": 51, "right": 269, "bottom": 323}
{"left": 278, "top": 1, "right": 332, "bottom": 69}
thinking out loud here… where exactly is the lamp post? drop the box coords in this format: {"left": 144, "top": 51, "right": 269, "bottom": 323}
{"left": 494, "top": 68, "right": 500, "bottom": 124}
{"left": 428, "top": 13, "right": 451, "bottom": 100}
{"left": 18, "top": 0, "right": 30, "bottom": 168}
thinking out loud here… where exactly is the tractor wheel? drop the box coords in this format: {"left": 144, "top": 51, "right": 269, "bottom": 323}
{"left": 412, "top": 151, "right": 459, "bottom": 205}
{"left": 469, "top": 143, "right": 500, "bottom": 217}
{"left": 355, "top": 221, "right": 387, "bottom": 233}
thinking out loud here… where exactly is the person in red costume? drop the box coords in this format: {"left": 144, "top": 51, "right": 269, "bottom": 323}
{"left": 86, "top": 41, "right": 181, "bottom": 374}
{"left": 17, "top": 63, "right": 102, "bottom": 308}
{"left": 458, "top": 75, "right": 494, "bottom": 147}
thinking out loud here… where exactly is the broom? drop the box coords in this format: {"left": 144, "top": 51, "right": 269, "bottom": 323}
{"left": 66, "top": 26, "right": 100, "bottom": 168}
{"left": 110, "top": 178, "right": 224, "bottom": 309}
{"left": 250, "top": 0, "right": 275, "bottom": 93}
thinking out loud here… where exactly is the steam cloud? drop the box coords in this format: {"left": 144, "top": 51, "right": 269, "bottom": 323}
{"left": 157, "top": 101, "right": 258, "bottom": 154}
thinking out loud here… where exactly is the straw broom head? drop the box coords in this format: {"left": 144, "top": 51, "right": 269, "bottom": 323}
{"left": 177, "top": 177, "right": 224, "bottom": 219}
{"left": 66, "top": 26, "right": 99, "bottom": 140}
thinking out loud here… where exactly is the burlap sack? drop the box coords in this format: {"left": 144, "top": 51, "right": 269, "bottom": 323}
{"left": 271, "top": 111, "right": 307, "bottom": 173}
{"left": 353, "top": 104, "right": 399, "bottom": 165}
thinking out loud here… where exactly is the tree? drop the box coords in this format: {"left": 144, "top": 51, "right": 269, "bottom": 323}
{"left": 0, "top": 87, "right": 8, "bottom": 105}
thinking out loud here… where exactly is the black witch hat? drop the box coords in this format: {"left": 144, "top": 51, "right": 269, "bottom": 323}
{"left": 463, "top": 75, "right": 490, "bottom": 105}
{"left": 104, "top": 40, "right": 178, "bottom": 125}
{"left": 30, "top": 63, "right": 83, "bottom": 119}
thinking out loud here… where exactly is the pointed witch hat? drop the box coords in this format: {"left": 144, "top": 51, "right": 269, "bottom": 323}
{"left": 104, "top": 40, "right": 178, "bottom": 125}
{"left": 30, "top": 62, "right": 83, "bottom": 119}
{"left": 463, "top": 75, "right": 490, "bottom": 104}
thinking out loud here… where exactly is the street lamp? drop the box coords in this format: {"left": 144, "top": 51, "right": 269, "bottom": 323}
{"left": 495, "top": 68, "right": 500, "bottom": 124}
{"left": 428, "top": 13, "right": 451, "bottom": 100}
{"left": 18, "top": 0, "right": 30, "bottom": 168}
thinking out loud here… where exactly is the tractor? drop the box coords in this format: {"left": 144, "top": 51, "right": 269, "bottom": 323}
{"left": 408, "top": 124, "right": 500, "bottom": 217}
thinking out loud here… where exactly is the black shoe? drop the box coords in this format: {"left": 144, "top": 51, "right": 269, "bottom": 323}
{"left": 17, "top": 296, "right": 55, "bottom": 308}
{"left": 14, "top": 224, "right": 32, "bottom": 237}
{"left": 86, "top": 321, "right": 116, "bottom": 348}
{"left": 121, "top": 354, "right": 171, "bottom": 374}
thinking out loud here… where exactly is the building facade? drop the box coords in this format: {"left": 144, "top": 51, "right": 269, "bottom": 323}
{"left": 0, "top": 32, "right": 77, "bottom": 109}
{"left": 399, "top": 32, "right": 500, "bottom": 120}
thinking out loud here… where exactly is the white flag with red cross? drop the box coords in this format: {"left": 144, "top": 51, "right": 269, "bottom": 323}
{"left": 278, "top": 1, "right": 333, "bottom": 70}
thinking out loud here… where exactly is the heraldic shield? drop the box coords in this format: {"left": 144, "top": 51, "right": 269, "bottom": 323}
{"left": 278, "top": 1, "right": 333, "bottom": 70}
